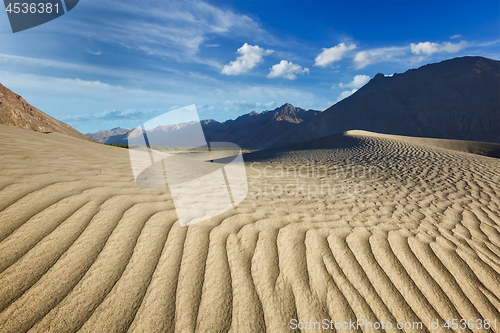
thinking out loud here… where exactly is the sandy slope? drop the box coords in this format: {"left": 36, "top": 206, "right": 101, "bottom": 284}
{"left": 0, "top": 125, "right": 499, "bottom": 332}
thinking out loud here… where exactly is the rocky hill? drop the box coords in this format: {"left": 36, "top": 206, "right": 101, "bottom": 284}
{"left": 0, "top": 83, "right": 94, "bottom": 142}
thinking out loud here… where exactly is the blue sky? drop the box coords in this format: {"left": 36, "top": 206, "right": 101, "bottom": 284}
{"left": 0, "top": 0, "right": 499, "bottom": 133}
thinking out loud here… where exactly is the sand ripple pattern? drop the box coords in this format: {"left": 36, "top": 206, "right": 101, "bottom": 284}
{"left": 0, "top": 128, "right": 499, "bottom": 332}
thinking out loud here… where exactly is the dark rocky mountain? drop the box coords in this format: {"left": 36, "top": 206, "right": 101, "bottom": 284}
{"left": 272, "top": 56, "right": 500, "bottom": 147}
{"left": 87, "top": 103, "right": 320, "bottom": 149}
{"left": 0, "top": 83, "right": 95, "bottom": 142}
{"left": 202, "top": 103, "right": 320, "bottom": 149}
{"left": 85, "top": 127, "right": 130, "bottom": 144}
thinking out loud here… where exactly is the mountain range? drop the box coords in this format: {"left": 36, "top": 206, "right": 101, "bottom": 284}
{"left": 273, "top": 56, "right": 500, "bottom": 147}
{"left": 86, "top": 103, "right": 320, "bottom": 149}
{"left": 1, "top": 56, "right": 499, "bottom": 150}
{"left": 88, "top": 56, "right": 500, "bottom": 149}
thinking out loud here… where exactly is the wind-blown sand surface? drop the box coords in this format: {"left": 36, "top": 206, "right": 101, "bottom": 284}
{"left": 0, "top": 125, "right": 499, "bottom": 332}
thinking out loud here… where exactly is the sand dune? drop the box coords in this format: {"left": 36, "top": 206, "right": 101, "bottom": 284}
{"left": 0, "top": 125, "right": 499, "bottom": 332}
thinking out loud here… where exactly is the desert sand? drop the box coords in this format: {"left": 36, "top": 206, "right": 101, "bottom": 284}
{"left": 0, "top": 125, "right": 499, "bottom": 332}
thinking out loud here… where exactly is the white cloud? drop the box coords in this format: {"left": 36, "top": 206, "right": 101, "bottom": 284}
{"left": 314, "top": 43, "right": 356, "bottom": 67}
{"left": 85, "top": 49, "right": 102, "bottom": 56}
{"left": 410, "top": 41, "right": 467, "bottom": 56}
{"left": 268, "top": 60, "right": 309, "bottom": 80}
{"left": 450, "top": 34, "right": 462, "bottom": 39}
{"left": 353, "top": 46, "right": 408, "bottom": 69}
{"left": 474, "top": 39, "right": 500, "bottom": 47}
{"left": 58, "top": 0, "right": 270, "bottom": 68}
{"left": 63, "top": 108, "right": 153, "bottom": 121}
{"left": 223, "top": 100, "right": 276, "bottom": 110}
{"left": 0, "top": 52, "right": 225, "bottom": 96}
{"left": 353, "top": 51, "right": 372, "bottom": 69}
{"left": 337, "top": 89, "right": 358, "bottom": 102}
{"left": 0, "top": 53, "right": 102, "bottom": 73}
{"left": 221, "top": 43, "right": 273, "bottom": 75}
{"left": 336, "top": 74, "right": 370, "bottom": 89}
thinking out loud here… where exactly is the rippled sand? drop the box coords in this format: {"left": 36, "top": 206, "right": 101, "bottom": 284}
{"left": 0, "top": 125, "right": 499, "bottom": 332}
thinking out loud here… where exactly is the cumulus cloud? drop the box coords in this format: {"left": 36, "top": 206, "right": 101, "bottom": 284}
{"left": 353, "top": 51, "right": 373, "bottom": 69}
{"left": 337, "top": 89, "right": 358, "bottom": 102}
{"left": 221, "top": 43, "right": 274, "bottom": 75}
{"left": 268, "top": 60, "right": 309, "bottom": 80}
{"left": 314, "top": 43, "right": 356, "bottom": 67}
{"left": 410, "top": 41, "right": 466, "bottom": 56}
{"left": 450, "top": 34, "right": 462, "bottom": 39}
{"left": 336, "top": 74, "right": 370, "bottom": 89}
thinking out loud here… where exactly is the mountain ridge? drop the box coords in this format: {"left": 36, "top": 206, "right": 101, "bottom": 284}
{"left": 0, "top": 83, "right": 95, "bottom": 142}
{"left": 87, "top": 103, "right": 321, "bottom": 149}
{"left": 88, "top": 56, "right": 500, "bottom": 149}
{"left": 272, "top": 56, "right": 500, "bottom": 147}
